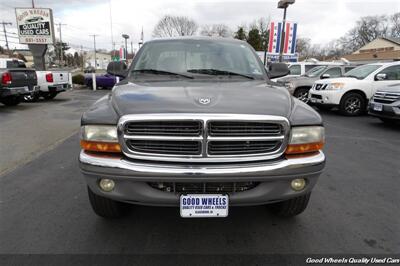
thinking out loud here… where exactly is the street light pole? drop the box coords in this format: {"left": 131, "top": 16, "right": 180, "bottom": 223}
{"left": 278, "top": 0, "right": 295, "bottom": 62}
{"left": 122, "top": 34, "right": 129, "bottom": 60}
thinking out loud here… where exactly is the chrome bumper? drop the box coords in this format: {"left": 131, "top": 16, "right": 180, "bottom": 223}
{"left": 79, "top": 151, "right": 325, "bottom": 206}
{"left": 79, "top": 150, "right": 325, "bottom": 181}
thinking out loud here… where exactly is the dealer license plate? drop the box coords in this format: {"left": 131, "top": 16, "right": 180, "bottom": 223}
{"left": 180, "top": 194, "right": 229, "bottom": 218}
{"left": 373, "top": 103, "right": 383, "bottom": 111}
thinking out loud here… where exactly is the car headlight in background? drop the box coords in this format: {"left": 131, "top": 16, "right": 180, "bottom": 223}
{"left": 326, "top": 82, "right": 345, "bottom": 90}
{"left": 80, "top": 125, "right": 121, "bottom": 153}
{"left": 285, "top": 126, "right": 325, "bottom": 156}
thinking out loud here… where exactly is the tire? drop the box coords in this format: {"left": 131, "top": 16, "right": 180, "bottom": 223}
{"left": 87, "top": 187, "right": 127, "bottom": 218}
{"left": 0, "top": 96, "right": 21, "bottom": 106}
{"left": 293, "top": 88, "right": 310, "bottom": 103}
{"left": 269, "top": 193, "right": 311, "bottom": 217}
{"left": 339, "top": 92, "right": 366, "bottom": 116}
{"left": 43, "top": 92, "right": 58, "bottom": 100}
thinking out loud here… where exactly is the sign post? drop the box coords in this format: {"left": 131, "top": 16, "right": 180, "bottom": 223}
{"left": 15, "top": 8, "right": 55, "bottom": 71}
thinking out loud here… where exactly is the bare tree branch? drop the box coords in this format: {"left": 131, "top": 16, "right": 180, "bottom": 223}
{"left": 153, "top": 15, "right": 198, "bottom": 37}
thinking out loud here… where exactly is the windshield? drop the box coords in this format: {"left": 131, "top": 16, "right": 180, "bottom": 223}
{"left": 344, "top": 64, "right": 382, "bottom": 79}
{"left": 305, "top": 65, "right": 327, "bottom": 77}
{"left": 132, "top": 39, "right": 264, "bottom": 80}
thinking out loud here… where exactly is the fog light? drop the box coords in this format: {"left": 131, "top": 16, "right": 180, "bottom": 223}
{"left": 291, "top": 178, "right": 306, "bottom": 191}
{"left": 99, "top": 178, "right": 115, "bottom": 192}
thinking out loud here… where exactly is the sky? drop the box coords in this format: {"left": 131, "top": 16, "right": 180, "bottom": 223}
{"left": 1, "top": 0, "right": 399, "bottom": 52}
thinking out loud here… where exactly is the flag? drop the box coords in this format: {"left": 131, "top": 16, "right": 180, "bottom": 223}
{"left": 268, "top": 21, "right": 297, "bottom": 55}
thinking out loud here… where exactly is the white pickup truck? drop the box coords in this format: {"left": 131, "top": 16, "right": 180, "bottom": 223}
{"left": 309, "top": 61, "right": 400, "bottom": 116}
{"left": 29, "top": 69, "right": 71, "bottom": 101}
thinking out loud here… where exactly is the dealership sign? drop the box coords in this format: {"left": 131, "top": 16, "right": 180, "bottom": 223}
{"left": 268, "top": 21, "right": 298, "bottom": 55}
{"left": 15, "top": 8, "right": 55, "bottom": 44}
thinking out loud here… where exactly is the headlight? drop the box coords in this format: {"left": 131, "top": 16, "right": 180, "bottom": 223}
{"left": 285, "top": 82, "right": 295, "bottom": 89}
{"left": 326, "top": 82, "right": 345, "bottom": 90}
{"left": 80, "top": 125, "right": 121, "bottom": 153}
{"left": 286, "top": 126, "right": 325, "bottom": 155}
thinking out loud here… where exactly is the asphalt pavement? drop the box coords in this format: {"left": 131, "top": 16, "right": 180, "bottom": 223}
{"left": 0, "top": 90, "right": 399, "bottom": 255}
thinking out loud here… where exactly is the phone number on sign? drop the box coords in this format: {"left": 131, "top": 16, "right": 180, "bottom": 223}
{"left": 22, "top": 37, "right": 52, "bottom": 44}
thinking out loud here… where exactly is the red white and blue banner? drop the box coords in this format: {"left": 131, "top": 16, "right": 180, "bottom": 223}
{"left": 268, "top": 21, "right": 297, "bottom": 55}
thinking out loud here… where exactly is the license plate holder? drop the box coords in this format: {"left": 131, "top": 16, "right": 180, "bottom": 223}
{"left": 180, "top": 194, "right": 229, "bottom": 218}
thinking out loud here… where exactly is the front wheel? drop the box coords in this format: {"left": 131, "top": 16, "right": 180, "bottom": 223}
{"left": 339, "top": 92, "right": 366, "bottom": 116}
{"left": 88, "top": 187, "right": 128, "bottom": 218}
{"left": 0, "top": 96, "right": 21, "bottom": 106}
{"left": 293, "top": 88, "right": 310, "bottom": 103}
{"left": 269, "top": 193, "right": 311, "bottom": 217}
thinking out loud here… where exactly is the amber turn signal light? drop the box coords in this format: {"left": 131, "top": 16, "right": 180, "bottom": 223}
{"left": 285, "top": 142, "right": 324, "bottom": 155}
{"left": 80, "top": 140, "right": 122, "bottom": 153}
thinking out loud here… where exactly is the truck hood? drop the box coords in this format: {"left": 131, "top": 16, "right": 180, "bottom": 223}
{"left": 315, "top": 77, "right": 357, "bottom": 84}
{"left": 110, "top": 80, "right": 292, "bottom": 118}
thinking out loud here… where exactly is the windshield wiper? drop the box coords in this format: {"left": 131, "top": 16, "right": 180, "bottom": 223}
{"left": 187, "top": 69, "right": 255, "bottom": 80}
{"left": 131, "top": 69, "right": 194, "bottom": 79}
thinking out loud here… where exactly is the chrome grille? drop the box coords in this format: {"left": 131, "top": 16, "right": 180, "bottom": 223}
{"left": 125, "top": 121, "right": 202, "bottom": 136}
{"left": 119, "top": 114, "right": 289, "bottom": 163}
{"left": 127, "top": 140, "right": 201, "bottom": 155}
{"left": 208, "top": 121, "right": 282, "bottom": 136}
{"left": 373, "top": 91, "right": 400, "bottom": 104}
{"left": 148, "top": 182, "right": 259, "bottom": 193}
{"left": 208, "top": 140, "right": 280, "bottom": 155}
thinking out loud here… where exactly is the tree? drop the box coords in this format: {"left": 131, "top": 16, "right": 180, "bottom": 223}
{"left": 295, "top": 37, "right": 311, "bottom": 58}
{"left": 0, "top": 45, "right": 4, "bottom": 54}
{"left": 153, "top": 15, "right": 198, "bottom": 37}
{"left": 200, "top": 24, "right": 231, "bottom": 37}
{"left": 247, "top": 27, "right": 262, "bottom": 50}
{"left": 390, "top": 12, "right": 400, "bottom": 37}
{"left": 234, "top": 26, "right": 247, "bottom": 40}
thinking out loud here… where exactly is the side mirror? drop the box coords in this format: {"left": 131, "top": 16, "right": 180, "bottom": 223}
{"left": 320, "top": 73, "right": 330, "bottom": 79}
{"left": 107, "top": 61, "right": 128, "bottom": 78}
{"left": 375, "top": 73, "right": 387, "bottom": 81}
{"left": 267, "top": 63, "right": 290, "bottom": 79}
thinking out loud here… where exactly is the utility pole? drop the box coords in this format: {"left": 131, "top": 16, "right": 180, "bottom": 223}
{"left": 32, "top": 0, "right": 35, "bottom": 7}
{"left": 130, "top": 41, "right": 133, "bottom": 55}
{"left": 90, "top": 34, "right": 98, "bottom": 70}
{"left": 1, "top": 22, "right": 12, "bottom": 54}
{"left": 57, "top": 22, "right": 66, "bottom": 67}
{"left": 80, "top": 45, "right": 84, "bottom": 71}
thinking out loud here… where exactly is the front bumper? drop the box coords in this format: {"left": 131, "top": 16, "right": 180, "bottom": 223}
{"left": 368, "top": 101, "right": 400, "bottom": 120}
{"left": 309, "top": 89, "right": 341, "bottom": 105}
{"left": 79, "top": 150, "right": 326, "bottom": 206}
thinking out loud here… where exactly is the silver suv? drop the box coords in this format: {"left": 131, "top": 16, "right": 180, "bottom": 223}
{"left": 369, "top": 83, "right": 400, "bottom": 124}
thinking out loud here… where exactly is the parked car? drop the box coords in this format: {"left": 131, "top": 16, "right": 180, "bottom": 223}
{"left": 0, "top": 58, "right": 38, "bottom": 106}
{"left": 84, "top": 66, "right": 96, "bottom": 73}
{"left": 25, "top": 70, "right": 71, "bottom": 101}
{"left": 84, "top": 73, "right": 120, "bottom": 89}
{"left": 309, "top": 61, "right": 400, "bottom": 116}
{"left": 278, "top": 65, "right": 357, "bottom": 102}
{"left": 79, "top": 37, "right": 326, "bottom": 219}
{"left": 368, "top": 83, "right": 400, "bottom": 124}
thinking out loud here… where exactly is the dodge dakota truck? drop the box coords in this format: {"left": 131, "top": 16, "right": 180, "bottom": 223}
{"left": 0, "top": 58, "right": 38, "bottom": 106}
{"left": 79, "top": 37, "right": 326, "bottom": 219}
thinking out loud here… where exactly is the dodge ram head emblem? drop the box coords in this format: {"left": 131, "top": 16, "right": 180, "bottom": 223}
{"left": 198, "top": 98, "right": 211, "bottom": 105}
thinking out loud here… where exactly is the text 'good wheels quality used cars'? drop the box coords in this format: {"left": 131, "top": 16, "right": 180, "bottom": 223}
{"left": 79, "top": 37, "right": 326, "bottom": 219}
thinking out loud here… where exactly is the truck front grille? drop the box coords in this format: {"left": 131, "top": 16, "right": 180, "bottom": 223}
{"left": 208, "top": 121, "right": 282, "bottom": 136}
{"left": 119, "top": 114, "right": 289, "bottom": 162}
{"left": 127, "top": 140, "right": 201, "bottom": 155}
{"left": 125, "top": 121, "right": 202, "bottom": 136}
{"left": 208, "top": 140, "right": 280, "bottom": 155}
{"left": 148, "top": 182, "right": 259, "bottom": 193}
{"left": 373, "top": 91, "right": 400, "bottom": 104}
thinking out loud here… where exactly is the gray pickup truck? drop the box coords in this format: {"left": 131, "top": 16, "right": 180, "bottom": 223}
{"left": 79, "top": 37, "right": 326, "bottom": 219}
{"left": 277, "top": 65, "right": 357, "bottom": 102}
{"left": 0, "top": 58, "right": 38, "bottom": 106}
